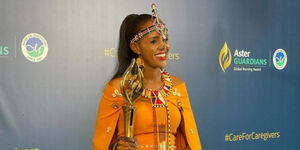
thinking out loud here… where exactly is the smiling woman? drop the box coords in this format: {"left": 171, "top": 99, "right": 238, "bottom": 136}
{"left": 93, "top": 4, "right": 202, "bottom": 150}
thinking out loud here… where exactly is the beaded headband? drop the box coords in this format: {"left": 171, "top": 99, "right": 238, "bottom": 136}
{"left": 130, "top": 3, "right": 168, "bottom": 43}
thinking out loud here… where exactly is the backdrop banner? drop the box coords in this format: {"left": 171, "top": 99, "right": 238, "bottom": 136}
{"left": 0, "top": 0, "right": 299, "bottom": 150}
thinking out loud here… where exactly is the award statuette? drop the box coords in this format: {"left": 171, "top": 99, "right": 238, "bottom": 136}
{"left": 120, "top": 58, "right": 144, "bottom": 138}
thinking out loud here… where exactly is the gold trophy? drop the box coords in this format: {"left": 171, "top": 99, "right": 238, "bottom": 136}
{"left": 120, "top": 58, "right": 144, "bottom": 138}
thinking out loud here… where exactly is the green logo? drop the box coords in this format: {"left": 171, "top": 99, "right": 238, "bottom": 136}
{"left": 273, "top": 49, "right": 287, "bottom": 70}
{"left": 21, "top": 33, "right": 48, "bottom": 62}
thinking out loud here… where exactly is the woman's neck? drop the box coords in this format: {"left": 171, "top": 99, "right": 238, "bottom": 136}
{"left": 143, "top": 67, "right": 163, "bottom": 89}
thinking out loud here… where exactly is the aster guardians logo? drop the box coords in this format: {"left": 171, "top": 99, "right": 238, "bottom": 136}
{"left": 219, "top": 42, "right": 268, "bottom": 72}
{"left": 21, "top": 33, "right": 48, "bottom": 62}
{"left": 273, "top": 48, "right": 287, "bottom": 70}
{"left": 219, "top": 42, "right": 232, "bottom": 72}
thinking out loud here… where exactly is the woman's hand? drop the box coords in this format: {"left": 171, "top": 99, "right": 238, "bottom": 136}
{"left": 112, "top": 136, "right": 137, "bottom": 150}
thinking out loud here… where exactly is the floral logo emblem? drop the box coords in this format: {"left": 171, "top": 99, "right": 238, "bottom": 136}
{"left": 219, "top": 42, "right": 232, "bottom": 72}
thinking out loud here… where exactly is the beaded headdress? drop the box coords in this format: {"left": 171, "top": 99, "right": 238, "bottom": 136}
{"left": 130, "top": 4, "right": 168, "bottom": 43}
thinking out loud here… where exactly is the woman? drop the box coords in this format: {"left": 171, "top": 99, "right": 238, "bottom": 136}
{"left": 93, "top": 5, "right": 202, "bottom": 150}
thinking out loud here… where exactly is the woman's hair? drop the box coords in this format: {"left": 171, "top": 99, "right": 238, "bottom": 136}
{"left": 111, "top": 14, "right": 152, "bottom": 79}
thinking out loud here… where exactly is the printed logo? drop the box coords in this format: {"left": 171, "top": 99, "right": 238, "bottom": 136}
{"left": 21, "top": 33, "right": 48, "bottom": 62}
{"left": 273, "top": 48, "right": 287, "bottom": 70}
{"left": 219, "top": 42, "right": 232, "bottom": 72}
{"left": 219, "top": 42, "right": 269, "bottom": 72}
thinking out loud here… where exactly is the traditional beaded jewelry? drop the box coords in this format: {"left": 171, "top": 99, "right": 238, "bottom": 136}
{"left": 130, "top": 4, "right": 168, "bottom": 44}
{"left": 141, "top": 69, "right": 174, "bottom": 149}
{"left": 130, "top": 24, "right": 167, "bottom": 43}
{"left": 165, "top": 103, "right": 172, "bottom": 149}
{"left": 141, "top": 70, "right": 173, "bottom": 107}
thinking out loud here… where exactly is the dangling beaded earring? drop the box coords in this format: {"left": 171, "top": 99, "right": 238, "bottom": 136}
{"left": 136, "top": 55, "right": 144, "bottom": 70}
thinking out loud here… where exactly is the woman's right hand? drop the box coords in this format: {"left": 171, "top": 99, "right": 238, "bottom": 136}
{"left": 112, "top": 136, "right": 137, "bottom": 150}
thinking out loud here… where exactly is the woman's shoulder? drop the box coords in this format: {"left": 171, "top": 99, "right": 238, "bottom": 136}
{"left": 107, "top": 75, "right": 185, "bottom": 89}
{"left": 169, "top": 75, "right": 189, "bottom": 97}
{"left": 102, "top": 78, "right": 123, "bottom": 100}
{"left": 107, "top": 77, "right": 122, "bottom": 91}
{"left": 170, "top": 75, "right": 185, "bottom": 87}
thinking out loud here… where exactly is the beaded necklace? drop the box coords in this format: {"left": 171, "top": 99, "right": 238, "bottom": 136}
{"left": 142, "top": 70, "right": 173, "bottom": 107}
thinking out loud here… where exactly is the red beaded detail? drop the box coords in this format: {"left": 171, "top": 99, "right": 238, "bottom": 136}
{"left": 130, "top": 24, "right": 166, "bottom": 43}
{"left": 142, "top": 70, "right": 172, "bottom": 107}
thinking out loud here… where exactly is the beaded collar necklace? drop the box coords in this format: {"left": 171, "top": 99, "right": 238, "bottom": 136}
{"left": 141, "top": 70, "right": 172, "bottom": 107}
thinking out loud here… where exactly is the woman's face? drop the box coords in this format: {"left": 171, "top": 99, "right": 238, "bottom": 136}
{"left": 135, "top": 20, "right": 170, "bottom": 69}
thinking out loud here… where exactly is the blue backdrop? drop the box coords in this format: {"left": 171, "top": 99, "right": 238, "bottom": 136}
{"left": 0, "top": 0, "right": 299, "bottom": 150}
